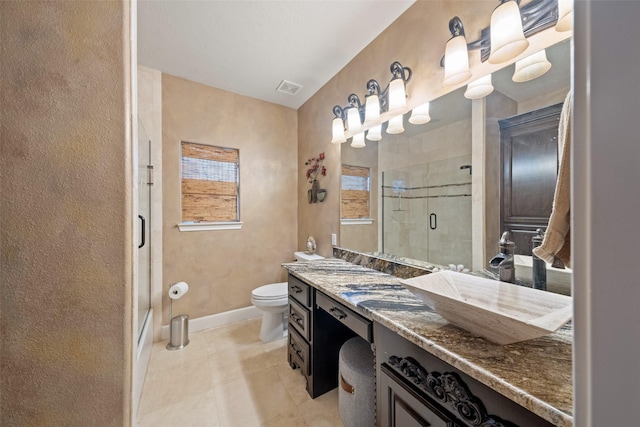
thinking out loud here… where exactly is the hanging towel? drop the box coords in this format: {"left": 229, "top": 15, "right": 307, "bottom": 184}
{"left": 533, "top": 91, "right": 572, "bottom": 268}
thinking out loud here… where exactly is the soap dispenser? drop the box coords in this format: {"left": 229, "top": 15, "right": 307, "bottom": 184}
{"left": 531, "top": 229, "right": 547, "bottom": 290}
{"left": 489, "top": 232, "right": 516, "bottom": 283}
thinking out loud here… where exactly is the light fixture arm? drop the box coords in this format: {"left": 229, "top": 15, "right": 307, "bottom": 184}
{"left": 449, "top": 16, "right": 465, "bottom": 38}
{"left": 389, "top": 61, "right": 412, "bottom": 84}
{"left": 366, "top": 79, "right": 381, "bottom": 96}
{"left": 440, "top": 0, "right": 559, "bottom": 66}
{"left": 347, "top": 93, "right": 363, "bottom": 109}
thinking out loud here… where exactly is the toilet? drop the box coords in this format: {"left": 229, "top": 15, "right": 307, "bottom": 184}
{"left": 251, "top": 251, "right": 324, "bottom": 342}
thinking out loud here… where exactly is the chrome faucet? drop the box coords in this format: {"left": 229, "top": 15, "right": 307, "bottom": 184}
{"left": 489, "top": 232, "right": 516, "bottom": 283}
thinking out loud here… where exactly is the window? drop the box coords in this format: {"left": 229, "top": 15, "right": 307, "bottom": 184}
{"left": 341, "top": 165, "right": 370, "bottom": 220}
{"left": 180, "top": 142, "right": 240, "bottom": 228}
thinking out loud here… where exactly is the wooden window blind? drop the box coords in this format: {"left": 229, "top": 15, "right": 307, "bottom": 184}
{"left": 341, "top": 165, "right": 370, "bottom": 219}
{"left": 181, "top": 142, "right": 239, "bottom": 222}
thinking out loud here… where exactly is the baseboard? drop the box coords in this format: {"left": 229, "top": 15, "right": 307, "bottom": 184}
{"left": 160, "top": 305, "right": 261, "bottom": 340}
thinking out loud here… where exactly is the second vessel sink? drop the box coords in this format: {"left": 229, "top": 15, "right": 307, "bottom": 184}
{"left": 400, "top": 271, "right": 572, "bottom": 345}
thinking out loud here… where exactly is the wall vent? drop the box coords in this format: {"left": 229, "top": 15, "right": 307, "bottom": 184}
{"left": 276, "top": 80, "right": 303, "bottom": 96}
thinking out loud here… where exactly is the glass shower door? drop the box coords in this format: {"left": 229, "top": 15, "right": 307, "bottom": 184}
{"left": 137, "top": 122, "right": 152, "bottom": 342}
{"left": 382, "top": 155, "right": 472, "bottom": 267}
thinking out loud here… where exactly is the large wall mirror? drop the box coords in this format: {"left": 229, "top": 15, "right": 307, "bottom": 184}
{"left": 340, "top": 36, "right": 571, "bottom": 288}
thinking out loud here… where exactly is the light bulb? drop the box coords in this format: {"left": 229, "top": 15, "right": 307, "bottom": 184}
{"left": 464, "top": 75, "right": 494, "bottom": 99}
{"left": 347, "top": 107, "right": 362, "bottom": 134}
{"left": 443, "top": 35, "right": 471, "bottom": 86}
{"left": 364, "top": 94, "right": 381, "bottom": 126}
{"left": 388, "top": 78, "right": 407, "bottom": 114}
{"left": 331, "top": 117, "right": 346, "bottom": 144}
{"left": 488, "top": 0, "right": 529, "bottom": 64}
{"left": 366, "top": 124, "right": 382, "bottom": 141}
{"left": 386, "top": 115, "right": 405, "bottom": 134}
{"left": 512, "top": 50, "right": 552, "bottom": 82}
{"left": 556, "top": 0, "right": 573, "bottom": 32}
{"left": 409, "top": 102, "right": 431, "bottom": 125}
{"left": 351, "top": 132, "right": 366, "bottom": 148}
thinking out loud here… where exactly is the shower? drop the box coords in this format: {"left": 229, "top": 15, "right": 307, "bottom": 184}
{"left": 382, "top": 155, "right": 472, "bottom": 267}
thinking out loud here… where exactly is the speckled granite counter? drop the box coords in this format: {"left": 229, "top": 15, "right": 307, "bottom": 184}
{"left": 283, "top": 258, "right": 573, "bottom": 427}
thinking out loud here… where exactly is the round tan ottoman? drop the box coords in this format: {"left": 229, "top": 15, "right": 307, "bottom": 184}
{"left": 338, "top": 336, "right": 375, "bottom": 427}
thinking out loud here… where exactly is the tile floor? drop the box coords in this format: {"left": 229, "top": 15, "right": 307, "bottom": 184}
{"left": 137, "top": 317, "right": 345, "bottom": 426}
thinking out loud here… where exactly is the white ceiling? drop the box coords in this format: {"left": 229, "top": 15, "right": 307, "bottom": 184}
{"left": 137, "top": 0, "right": 415, "bottom": 110}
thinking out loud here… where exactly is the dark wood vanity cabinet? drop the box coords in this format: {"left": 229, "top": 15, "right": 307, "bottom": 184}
{"left": 375, "top": 323, "right": 555, "bottom": 427}
{"left": 499, "top": 104, "right": 562, "bottom": 255}
{"left": 287, "top": 274, "right": 362, "bottom": 398}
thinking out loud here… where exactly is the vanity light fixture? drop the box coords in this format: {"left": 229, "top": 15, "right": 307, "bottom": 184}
{"left": 351, "top": 132, "right": 366, "bottom": 148}
{"left": 512, "top": 49, "right": 552, "bottom": 82}
{"left": 555, "top": 0, "right": 573, "bottom": 32}
{"left": 386, "top": 114, "right": 405, "bottom": 135}
{"left": 440, "top": 0, "right": 562, "bottom": 86}
{"left": 363, "top": 81, "right": 381, "bottom": 126}
{"left": 409, "top": 102, "right": 431, "bottom": 125}
{"left": 331, "top": 61, "right": 412, "bottom": 145}
{"left": 366, "top": 124, "right": 382, "bottom": 141}
{"left": 443, "top": 17, "right": 472, "bottom": 86}
{"left": 488, "top": 0, "right": 529, "bottom": 64}
{"left": 464, "top": 75, "right": 495, "bottom": 99}
{"left": 347, "top": 93, "right": 364, "bottom": 135}
{"left": 331, "top": 110, "right": 347, "bottom": 144}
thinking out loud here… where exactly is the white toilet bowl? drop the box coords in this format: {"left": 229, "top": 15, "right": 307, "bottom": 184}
{"left": 251, "top": 282, "right": 289, "bottom": 342}
{"left": 252, "top": 252, "right": 325, "bottom": 342}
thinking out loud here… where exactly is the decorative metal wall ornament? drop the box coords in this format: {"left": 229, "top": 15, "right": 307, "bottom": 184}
{"left": 388, "top": 355, "right": 513, "bottom": 427}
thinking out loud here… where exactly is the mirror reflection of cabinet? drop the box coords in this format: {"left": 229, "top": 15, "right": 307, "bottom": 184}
{"left": 499, "top": 103, "right": 562, "bottom": 255}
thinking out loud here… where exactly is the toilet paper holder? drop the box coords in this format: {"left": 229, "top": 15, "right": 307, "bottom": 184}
{"left": 167, "top": 282, "right": 190, "bottom": 351}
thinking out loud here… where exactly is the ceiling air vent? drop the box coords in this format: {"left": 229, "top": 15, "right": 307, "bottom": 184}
{"left": 276, "top": 80, "right": 303, "bottom": 96}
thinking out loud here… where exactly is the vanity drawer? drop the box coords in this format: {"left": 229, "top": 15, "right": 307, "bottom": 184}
{"left": 316, "top": 291, "right": 372, "bottom": 342}
{"left": 288, "top": 275, "right": 311, "bottom": 307}
{"left": 289, "top": 297, "right": 310, "bottom": 341}
{"left": 288, "top": 327, "right": 310, "bottom": 375}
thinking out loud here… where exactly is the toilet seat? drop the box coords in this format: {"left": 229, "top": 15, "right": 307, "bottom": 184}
{"left": 251, "top": 282, "right": 288, "bottom": 301}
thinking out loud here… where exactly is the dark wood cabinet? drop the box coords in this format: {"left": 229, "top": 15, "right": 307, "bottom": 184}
{"left": 287, "top": 274, "right": 361, "bottom": 398}
{"left": 499, "top": 104, "right": 562, "bottom": 255}
{"left": 380, "top": 363, "right": 458, "bottom": 427}
{"left": 375, "top": 323, "right": 555, "bottom": 427}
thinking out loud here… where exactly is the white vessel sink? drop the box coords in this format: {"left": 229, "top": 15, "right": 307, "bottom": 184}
{"left": 400, "top": 271, "right": 572, "bottom": 345}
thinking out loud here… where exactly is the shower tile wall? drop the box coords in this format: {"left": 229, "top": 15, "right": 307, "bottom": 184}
{"left": 380, "top": 117, "right": 472, "bottom": 267}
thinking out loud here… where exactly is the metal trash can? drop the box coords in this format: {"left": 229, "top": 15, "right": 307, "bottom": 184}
{"left": 338, "top": 336, "right": 375, "bottom": 427}
{"left": 166, "top": 314, "right": 190, "bottom": 350}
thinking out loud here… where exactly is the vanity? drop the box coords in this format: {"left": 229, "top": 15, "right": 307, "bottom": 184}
{"left": 284, "top": 254, "right": 572, "bottom": 427}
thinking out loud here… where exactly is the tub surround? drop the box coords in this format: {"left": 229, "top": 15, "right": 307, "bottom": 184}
{"left": 283, "top": 258, "right": 572, "bottom": 427}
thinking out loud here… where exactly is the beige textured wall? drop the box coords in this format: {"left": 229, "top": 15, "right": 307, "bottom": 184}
{"left": 298, "top": 1, "right": 570, "bottom": 257}
{"left": 1, "top": 1, "right": 132, "bottom": 425}
{"left": 162, "top": 74, "right": 298, "bottom": 323}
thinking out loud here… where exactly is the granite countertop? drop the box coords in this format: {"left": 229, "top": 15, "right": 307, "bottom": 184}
{"left": 283, "top": 258, "right": 572, "bottom": 427}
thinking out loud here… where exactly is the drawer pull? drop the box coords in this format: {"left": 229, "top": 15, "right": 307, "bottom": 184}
{"left": 290, "top": 285, "right": 303, "bottom": 294}
{"left": 329, "top": 307, "right": 347, "bottom": 320}
{"left": 290, "top": 312, "right": 303, "bottom": 326}
{"left": 290, "top": 342, "right": 303, "bottom": 358}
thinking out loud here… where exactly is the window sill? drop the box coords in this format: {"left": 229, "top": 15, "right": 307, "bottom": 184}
{"left": 340, "top": 218, "right": 374, "bottom": 225}
{"left": 178, "top": 222, "right": 243, "bottom": 232}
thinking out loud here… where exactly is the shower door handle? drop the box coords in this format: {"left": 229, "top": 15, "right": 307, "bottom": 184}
{"left": 138, "top": 215, "right": 146, "bottom": 249}
{"left": 429, "top": 213, "right": 437, "bottom": 230}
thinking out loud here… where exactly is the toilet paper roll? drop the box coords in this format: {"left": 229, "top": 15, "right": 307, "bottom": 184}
{"left": 168, "top": 282, "right": 189, "bottom": 300}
